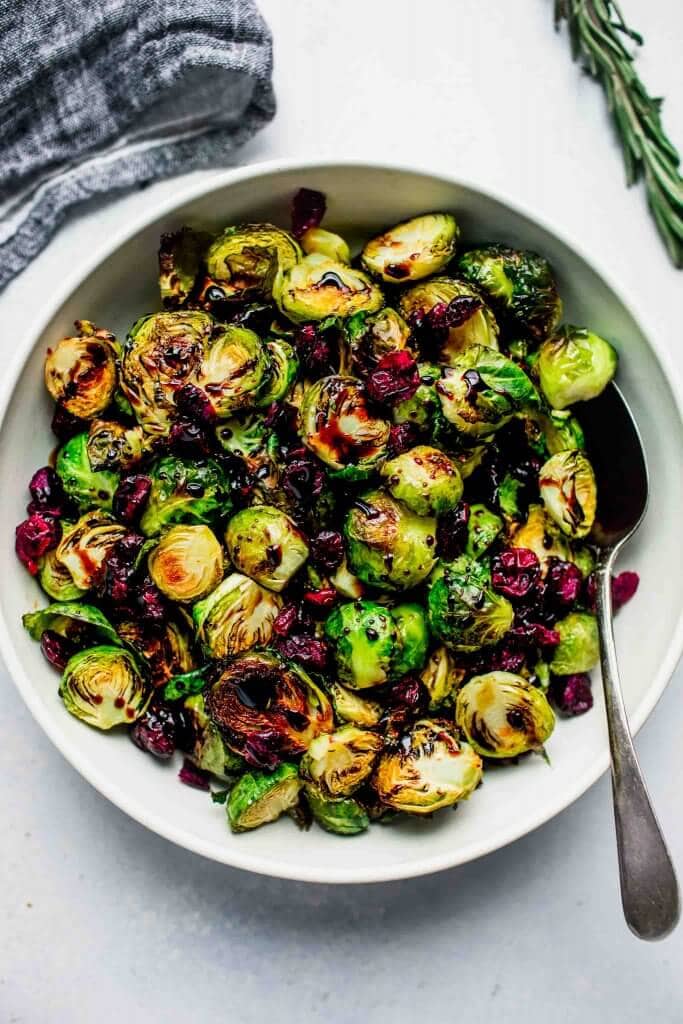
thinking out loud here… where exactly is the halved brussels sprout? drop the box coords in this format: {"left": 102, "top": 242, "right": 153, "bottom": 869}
{"left": 139, "top": 455, "right": 231, "bottom": 537}
{"left": 300, "top": 226, "right": 351, "bottom": 264}
{"left": 325, "top": 599, "right": 397, "bottom": 689}
{"left": 59, "top": 645, "right": 149, "bottom": 730}
{"left": 300, "top": 725, "right": 383, "bottom": 797}
{"left": 227, "top": 763, "right": 302, "bottom": 832}
{"left": 457, "top": 245, "right": 562, "bottom": 343}
{"left": 56, "top": 432, "right": 120, "bottom": 512}
{"left": 509, "top": 504, "right": 572, "bottom": 570}
{"left": 206, "top": 651, "right": 333, "bottom": 768}
{"left": 391, "top": 602, "right": 430, "bottom": 678}
{"left": 305, "top": 787, "right": 369, "bottom": 835}
{"left": 158, "top": 226, "right": 212, "bottom": 308}
{"left": 23, "top": 600, "right": 124, "bottom": 648}
{"left": 299, "top": 376, "right": 390, "bottom": 480}
{"left": 148, "top": 524, "right": 223, "bottom": 602}
{"left": 392, "top": 363, "right": 445, "bottom": 436}
{"left": 539, "top": 450, "right": 597, "bottom": 539}
{"left": 344, "top": 489, "right": 437, "bottom": 592}
{"left": 275, "top": 253, "right": 384, "bottom": 323}
{"left": 55, "top": 511, "right": 128, "bottom": 589}
{"left": 436, "top": 345, "right": 539, "bottom": 439}
{"left": 325, "top": 681, "right": 383, "bottom": 727}
{"left": 117, "top": 617, "right": 195, "bottom": 688}
{"left": 380, "top": 445, "right": 463, "bottom": 516}
{"left": 341, "top": 308, "right": 412, "bottom": 375}
{"left": 254, "top": 338, "right": 299, "bottom": 407}
{"left": 455, "top": 671, "right": 555, "bottom": 758}
{"left": 465, "top": 503, "right": 503, "bottom": 558}
{"left": 195, "top": 325, "right": 269, "bottom": 418}
{"left": 428, "top": 556, "right": 514, "bottom": 653}
{"left": 361, "top": 214, "right": 459, "bottom": 283}
{"left": 38, "top": 547, "right": 87, "bottom": 602}
{"left": 44, "top": 321, "right": 118, "bottom": 419}
{"left": 121, "top": 311, "right": 213, "bottom": 436}
{"left": 398, "top": 276, "right": 499, "bottom": 361}
{"left": 193, "top": 572, "right": 283, "bottom": 658}
{"left": 215, "top": 410, "right": 269, "bottom": 459}
{"left": 204, "top": 223, "right": 302, "bottom": 303}
{"left": 537, "top": 326, "right": 618, "bottom": 410}
{"left": 419, "top": 645, "right": 465, "bottom": 710}
{"left": 224, "top": 506, "right": 309, "bottom": 592}
{"left": 330, "top": 557, "right": 365, "bottom": 600}
{"left": 374, "top": 718, "right": 482, "bottom": 813}
{"left": 550, "top": 612, "right": 599, "bottom": 674}
{"left": 183, "top": 693, "right": 245, "bottom": 780}
{"left": 86, "top": 419, "right": 144, "bottom": 473}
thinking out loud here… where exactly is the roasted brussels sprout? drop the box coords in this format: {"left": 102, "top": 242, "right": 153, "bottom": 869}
{"left": 148, "top": 524, "right": 223, "bottom": 602}
{"left": 436, "top": 345, "right": 538, "bottom": 439}
{"left": 305, "top": 787, "right": 369, "bottom": 835}
{"left": 139, "top": 455, "right": 231, "bottom": 536}
{"left": 380, "top": 445, "right": 463, "bottom": 516}
{"left": 391, "top": 602, "right": 430, "bottom": 678}
{"left": 537, "top": 326, "right": 618, "bottom": 410}
{"left": 455, "top": 671, "right": 555, "bottom": 758}
{"left": 465, "top": 503, "right": 503, "bottom": 558}
{"left": 56, "top": 432, "right": 120, "bottom": 512}
{"left": 224, "top": 506, "right": 309, "bottom": 593}
{"left": 206, "top": 651, "right": 333, "bottom": 768}
{"left": 183, "top": 693, "right": 245, "bottom": 779}
{"left": 193, "top": 572, "right": 283, "bottom": 658}
{"left": 227, "top": 763, "right": 302, "bottom": 832}
{"left": 325, "top": 681, "right": 383, "bottom": 727}
{"left": 550, "top": 612, "right": 599, "bottom": 674}
{"left": 539, "top": 450, "right": 597, "bottom": 539}
{"left": 374, "top": 719, "right": 482, "bottom": 813}
{"left": 117, "top": 617, "right": 195, "bottom": 688}
{"left": 86, "top": 419, "right": 144, "bottom": 473}
{"left": 204, "top": 223, "right": 301, "bottom": 303}
{"left": 361, "top": 213, "right": 459, "bottom": 283}
{"left": 398, "top": 276, "right": 499, "bottom": 361}
{"left": 158, "top": 226, "right": 212, "bottom": 308}
{"left": 44, "top": 321, "right": 118, "bottom": 419}
{"left": 427, "top": 556, "right": 514, "bottom": 653}
{"left": 299, "top": 376, "right": 390, "bottom": 480}
{"left": 509, "top": 504, "right": 571, "bottom": 570}
{"left": 300, "top": 725, "right": 382, "bottom": 797}
{"left": 23, "top": 600, "right": 124, "bottom": 649}
{"left": 419, "top": 645, "right": 465, "bottom": 710}
{"left": 300, "top": 226, "right": 351, "bottom": 264}
{"left": 59, "top": 646, "right": 149, "bottom": 730}
{"left": 536, "top": 408, "right": 586, "bottom": 455}
{"left": 344, "top": 490, "right": 437, "bottom": 591}
{"left": 457, "top": 245, "right": 562, "bottom": 342}
{"left": 215, "top": 410, "right": 269, "bottom": 459}
{"left": 275, "top": 253, "right": 383, "bottom": 323}
{"left": 38, "top": 547, "right": 87, "bottom": 602}
{"left": 195, "top": 324, "right": 269, "bottom": 418}
{"left": 254, "top": 338, "right": 298, "bottom": 407}
{"left": 325, "top": 599, "right": 396, "bottom": 689}
{"left": 55, "top": 511, "right": 128, "bottom": 590}
{"left": 341, "top": 307, "right": 412, "bottom": 375}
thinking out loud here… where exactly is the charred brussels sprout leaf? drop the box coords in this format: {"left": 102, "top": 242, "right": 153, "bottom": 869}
{"left": 427, "top": 556, "right": 514, "bottom": 653}
{"left": 227, "top": 763, "right": 302, "bottom": 832}
{"left": 193, "top": 572, "right": 283, "bottom": 658}
{"left": 300, "top": 227, "right": 351, "bottom": 264}
{"left": 538, "top": 326, "right": 618, "bottom": 410}
{"left": 299, "top": 376, "right": 390, "bottom": 480}
{"left": 44, "top": 321, "right": 118, "bottom": 420}
{"left": 59, "top": 646, "right": 149, "bottom": 730}
{"left": 162, "top": 666, "right": 211, "bottom": 703}
{"left": 324, "top": 681, "right": 383, "bottom": 727}
{"left": 305, "top": 787, "right": 369, "bottom": 835}
{"left": 300, "top": 725, "right": 382, "bottom": 797}
{"left": 183, "top": 693, "right": 245, "bottom": 779}
{"left": 398, "top": 276, "right": 499, "bottom": 361}
{"left": 455, "top": 671, "right": 555, "bottom": 758}
{"left": 148, "top": 524, "right": 224, "bottom": 602}
{"left": 465, "top": 503, "right": 503, "bottom": 558}
{"left": 195, "top": 325, "right": 269, "bottom": 418}
{"left": 158, "top": 226, "right": 212, "bottom": 308}
{"left": 381, "top": 445, "right": 463, "bottom": 516}
{"left": 275, "top": 253, "right": 383, "bottom": 323}
{"left": 38, "top": 548, "right": 87, "bottom": 602}
{"left": 86, "top": 419, "right": 144, "bottom": 473}
{"left": 361, "top": 214, "right": 459, "bottom": 283}
{"left": 215, "top": 410, "right": 269, "bottom": 459}
{"left": 23, "top": 600, "right": 124, "bottom": 647}
{"left": 224, "top": 506, "right": 309, "bottom": 593}
{"left": 550, "top": 612, "right": 599, "bottom": 674}
{"left": 139, "top": 455, "right": 231, "bottom": 537}
{"left": 325, "top": 599, "right": 397, "bottom": 689}
{"left": 539, "top": 450, "right": 597, "bottom": 539}
{"left": 56, "top": 432, "right": 120, "bottom": 512}
{"left": 204, "top": 223, "right": 302, "bottom": 303}
{"left": 344, "top": 489, "right": 437, "bottom": 592}
{"left": 55, "top": 511, "right": 128, "bottom": 590}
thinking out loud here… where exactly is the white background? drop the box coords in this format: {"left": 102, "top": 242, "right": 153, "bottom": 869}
{"left": 2, "top": 1, "right": 682, "bottom": 1020}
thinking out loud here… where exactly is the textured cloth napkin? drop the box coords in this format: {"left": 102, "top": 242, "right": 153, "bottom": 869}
{"left": 0, "top": 0, "right": 275, "bottom": 290}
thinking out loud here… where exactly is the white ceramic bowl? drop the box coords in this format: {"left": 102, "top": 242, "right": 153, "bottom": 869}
{"left": 1, "top": 160, "right": 682, "bottom": 883}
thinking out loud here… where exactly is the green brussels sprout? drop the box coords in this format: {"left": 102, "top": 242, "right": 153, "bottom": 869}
{"left": 59, "top": 646, "right": 149, "bottom": 730}
{"left": 121, "top": 311, "right": 213, "bottom": 436}
{"left": 195, "top": 324, "right": 269, "bottom": 418}
{"left": 86, "top": 419, "right": 145, "bottom": 473}
{"left": 539, "top": 450, "right": 597, "bottom": 539}
{"left": 457, "top": 245, "right": 562, "bottom": 343}
{"left": 215, "top": 410, "right": 269, "bottom": 459}
{"left": 183, "top": 693, "right": 245, "bottom": 780}
{"left": 38, "top": 548, "right": 87, "bottom": 602}
{"left": 55, "top": 433, "right": 120, "bottom": 512}
{"left": 345, "top": 490, "right": 437, "bottom": 592}
{"left": 509, "top": 504, "right": 572, "bottom": 571}
{"left": 436, "top": 345, "right": 539, "bottom": 440}
{"left": 254, "top": 338, "right": 299, "bottom": 407}
{"left": 275, "top": 253, "right": 384, "bottom": 323}
{"left": 455, "top": 671, "right": 555, "bottom": 758}
{"left": 300, "top": 725, "right": 383, "bottom": 797}
{"left": 398, "top": 276, "right": 499, "bottom": 361}
{"left": 361, "top": 213, "right": 459, "bottom": 283}
{"left": 193, "top": 572, "right": 283, "bottom": 658}
{"left": 140, "top": 455, "right": 231, "bottom": 537}
{"left": 325, "top": 599, "right": 397, "bottom": 689}
{"left": 329, "top": 557, "right": 365, "bottom": 600}
{"left": 325, "top": 681, "right": 383, "bottom": 727}
{"left": 204, "top": 223, "right": 302, "bottom": 303}
{"left": 380, "top": 445, "right": 464, "bottom": 516}
{"left": 55, "top": 511, "right": 128, "bottom": 589}
{"left": 299, "top": 376, "right": 390, "bottom": 480}
{"left": 550, "top": 612, "right": 599, "bottom": 674}
{"left": 341, "top": 307, "right": 412, "bottom": 375}
{"left": 227, "top": 763, "right": 302, "bottom": 832}
{"left": 374, "top": 718, "right": 482, "bottom": 813}
{"left": 392, "top": 363, "right": 444, "bottom": 436}
{"left": 465, "top": 503, "right": 504, "bottom": 558}
{"left": 419, "top": 645, "right": 465, "bottom": 710}
{"left": 300, "top": 226, "right": 351, "bottom": 264}
{"left": 148, "top": 524, "right": 224, "bottom": 602}
{"left": 391, "top": 602, "right": 430, "bottom": 678}
{"left": 537, "top": 326, "right": 618, "bottom": 410}
{"left": 304, "top": 787, "right": 369, "bottom": 835}
{"left": 23, "top": 600, "right": 125, "bottom": 649}
{"left": 224, "top": 505, "right": 309, "bottom": 593}
{"left": 158, "top": 226, "right": 212, "bottom": 308}
{"left": 44, "top": 320, "right": 119, "bottom": 419}
{"left": 117, "top": 617, "right": 195, "bottom": 689}
{"left": 427, "top": 556, "right": 514, "bottom": 653}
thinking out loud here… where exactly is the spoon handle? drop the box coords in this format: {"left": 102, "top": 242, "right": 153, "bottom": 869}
{"left": 595, "top": 560, "right": 679, "bottom": 940}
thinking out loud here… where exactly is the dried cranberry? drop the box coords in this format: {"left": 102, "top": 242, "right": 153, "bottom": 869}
{"left": 113, "top": 475, "right": 151, "bottom": 524}
{"left": 294, "top": 323, "right": 335, "bottom": 378}
{"left": 612, "top": 571, "right": 639, "bottom": 611}
{"left": 272, "top": 603, "right": 300, "bottom": 638}
{"left": 137, "top": 575, "right": 168, "bottom": 626}
{"left": 310, "top": 529, "right": 344, "bottom": 572}
{"left": 27, "top": 466, "right": 67, "bottom": 517}
{"left": 489, "top": 644, "right": 527, "bottom": 674}
{"left": 441, "top": 295, "right": 483, "bottom": 327}
{"left": 97, "top": 533, "right": 144, "bottom": 603}
{"left": 274, "top": 634, "right": 329, "bottom": 671}
{"left": 240, "top": 731, "right": 284, "bottom": 771}
{"left": 40, "top": 629, "right": 76, "bottom": 670}
{"left": 281, "top": 449, "right": 325, "bottom": 503}
{"left": 509, "top": 620, "right": 561, "bottom": 647}
{"left": 550, "top": 673, "right": 594, "bottom": 716}
{"left": 51, "top": 402, "right": 84, "bottom": 442}
{"left": 387, "top": 676, "right": 429, "bottom": 712}
{"left": 546, "top": 558, "right": 583, "bottom": 608}
{"left": 168, "top": 417, "right": 212, "bottom": 456}
{"left": 491, "top": 548, "right": 540, "bottom": 599}
{"left": 130, "top": 703, "right": 177, "bottom": 759}
{"left": 174, "top": 383, "right": 216, "bottom": 425}
{"left": 436, "top": 502, "right": 470, "bottom": 561}
{"left": 366, "top": 351, "right": 420, "bottom": 406}
{"left": 291, "top": 187, "right": 326, "bottom": 238}
{"left": 178, "top": 758, "right": 211, "bottom": 790}
{"left": 15, "top": 513, "right": 61, "bottom": 574}
{"left": 387, "top": 422, "right": 420, "bottom": 457}
{"left": 303, "top": 587, "right": 337, "bottom": 611}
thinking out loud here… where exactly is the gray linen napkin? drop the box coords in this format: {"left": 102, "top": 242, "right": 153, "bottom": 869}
{"left": 0, "top": 0, "right": 275, "bottom": 290}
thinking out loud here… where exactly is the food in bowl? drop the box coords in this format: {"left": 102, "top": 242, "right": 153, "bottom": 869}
{"left": 14, "top": 187, "right": 639, "bottom": 837}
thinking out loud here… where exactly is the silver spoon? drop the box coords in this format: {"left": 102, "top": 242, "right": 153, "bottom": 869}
{"left": 580, "top": 382, "right": 679, "bottom": 940}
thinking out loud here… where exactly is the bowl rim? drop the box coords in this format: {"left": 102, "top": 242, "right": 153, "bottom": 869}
{"left": 1, "top": 156, "right": 682, "bottom": 884}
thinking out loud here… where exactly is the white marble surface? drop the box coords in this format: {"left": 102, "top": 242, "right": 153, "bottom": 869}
{"left": 2, "top": 1, "right": 682, "bottom": 1020}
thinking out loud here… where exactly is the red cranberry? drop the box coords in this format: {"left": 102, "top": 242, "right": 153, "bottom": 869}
{"left": 612, "top": 571, "right": 639, "bottom": 611}
{"left": 272, "top": 603, "right": 300, "bottom": 637}
{"left": 550, "top": 673, "right": 594, "bottom": 716}
{"left": 291, "top": 187, "right": 326, "bottom": 238}
{"left": 509, "top": 620, "right": 561, "bottom": 647}
{"left": 178, "top": 758, "right": 211, "bottom": 790}
{"left": 545, "top": 558, "right": 583, "bottom": 608}
{"left": 15, "top": 513, "right": 61, "bottom": 574}
{"left": 489, "top": 644, "right": 527, "bottom": 673}
{"left": 303, "top": 587, "right": 338, "bottom": 611}
{"left": 366, "top": 351, "right": 420, "bottom": 406}
{"left": 40, "top": 629, "right": 76, "bottom": 670}
{"left": 387, "top": 676, "right": 429, "bottom": 712}
{"left": 174, "top": 383, "right": 216, "bottom": 425}
{"left": 310, "top": 529, "right": 344, "bottom": 572}
{"left": 294, "top": 323, "right": 335, "bottom": 377}
{"left": 491, "top": 548, "right": 541, "bottom": 599}
{"left": 27, "top": 466, "right": 67, "bottom": 517}
{"left": 274, "top": 634, "right": 329, "bottom": 671}
{"left": 97, "top": 534, "right": 144, "bottom": 603}
{"left": 282, "top": 449, "right": 325, "bottom": 502}
{"left": 137, "top": 575, "right": 168, "bottom": 626}
{"left": 130, "top": 703, "right": 177, "bottom": 759}
{"left": 113, "top": 475, "right": 151, "bottom": 524}
{"left": 387, "top": 422, "right": 421, "bottom": 457}
{"left": 436, "top": 502, "right": 470, "bottom": 561}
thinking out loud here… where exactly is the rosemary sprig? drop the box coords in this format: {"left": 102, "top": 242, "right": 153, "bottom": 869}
{"left": 555, "top": 0, "right": 683, "bottom": 267}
